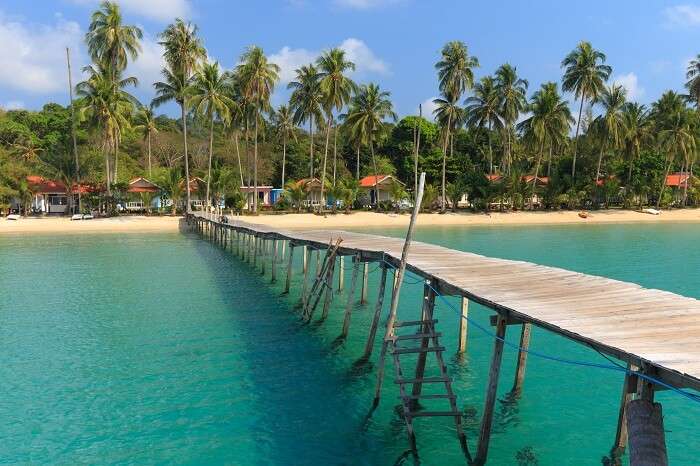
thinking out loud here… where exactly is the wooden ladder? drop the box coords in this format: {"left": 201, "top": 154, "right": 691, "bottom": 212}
{"left": 301, "top": 238, "right": 342, "bottom": 321}
{"left": 387, "top": 285, "right": 468, "bottom": 456}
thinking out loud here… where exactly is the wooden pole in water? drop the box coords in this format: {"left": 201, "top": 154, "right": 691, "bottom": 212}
{"left": 271, "top": 239, "right": 278, "bottom": 283}
{"left": 360, "top": 262, "right": 369, "bottom": 304}
{"left": 373, "top": 172, "right": 425, "bottom": 408}
{"left": 260, "top": 239, "right": 266, "bottom": 275}
{"left": 302, "top": 246, "right": 310, "bottom": 309}
{"left": 362, "top": 262, "right": 388, "bottom": 360}
{"left": 320, "top": 256, "right": 336, "bottom": 320}
{"left": 627, "top": 368, "right": 668, "bottom": 466}
{"left": 612, "top": 363, "right": 637, "bottom": 459}
{"left": 338, "top": 256, "right": 345, "bottom": 292}
{"left": 410, "top": 281, "right": 436, "bottom": 405}
{"left": 475, "top": 314, "right": 508, "bottom": 465}
{"left": 316, "top": 249, "right": 321, "bottom": 278}
{"left": 284, "top": 244, "right": 295, "bottom": 294}
{"left": 340, "top": 255, "right": 361, "bottom": 338}
{"left": 511, "top": 323, "right": 532, "bottom": 394}
{"left": 457, "top": 297, "right": 469, "bottom": 353}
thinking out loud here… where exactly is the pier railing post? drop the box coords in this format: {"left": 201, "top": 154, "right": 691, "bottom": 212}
{"left": 284, "top": 244, "right": 295, "bottom": 294}
{"left": 362, "top": 262, "right": 388, "bottom": 360}
{"left": 475, "top": 314, "right": 508, "bottom": 465}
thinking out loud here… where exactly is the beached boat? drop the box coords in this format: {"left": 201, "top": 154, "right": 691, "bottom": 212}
{"left": 6, "top": 214, "right": 20, "bottom": 221}
{"left": 643, "top": 208, "right": 661, "bottom": 215}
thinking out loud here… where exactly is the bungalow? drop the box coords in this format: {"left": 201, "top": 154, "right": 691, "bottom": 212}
{"left": 185, "top": 177, "right": 207, "bottom": 210}
{"left": 124, "top": 177, "right": 162, "bottom": 212}
{"left": 666, "top": 172, "right": 691, "bottom": 189}
{"left": 25, "top": 176, "right": 96, "bottom": 215}
{"left": 359, "top": 174, "right": 405, "bottom": 205}
{"left": 240, "top": 185, "right": 274, "bottom": 210}
{"left": 295, "top": 178, "right": 323, "bottom": 207}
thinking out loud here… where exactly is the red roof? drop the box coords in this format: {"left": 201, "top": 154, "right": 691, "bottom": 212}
{"left": 522, "top": 175, "right": 549, "bottom": 185}
{"left": 359, "top": 175, "right": 403, "bottom": 188}
{"left": 183, "top": 177, "right": 206, "bottom": 192}
{"left": 27, "top": 176, "right": 98, "bottom": 194}
{"left": 294, "top": 178, "right": 322, "bottom": 189}
{"left": 240, "top": 185, "right": 273, "bottom": 192}
{"left": 486, "top": 174, "right": 502, "bottom": 182}
{"left": 128, "top": 177, "right": 160, "bottom": 193}
{"left": 666, "top": 173, "right": 691, "bottom": 187}
{"left": 595, "top": 175, "right": 617, "bottom": 187}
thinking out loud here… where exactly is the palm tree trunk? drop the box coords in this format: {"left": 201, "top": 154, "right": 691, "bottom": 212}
{"left": 234, "top": 131, "right": 244, "bottom": 187}
{"left": 254, "top": 111, "right": 259, "bottom": 213}
{"left": 487, "top": 121, "right": 493, "bottom": 175}
{"left": 530, "top": 140, "right": 545, "bottom": 210}
{"left": 506, "top": 124, "right": 512, "bottom": 174}
{"left": 441, "top": 113, "right": 452, "bottom": 212}
{"left": 657, "top": 154, "right": 673, "bottom": 209}
{"left": 414, "top": 106, "right": 422, "bottom": 198}
{"left": 572, "top": 95, "right": 586, "bottom": 181}
{"left": 320, "top": 114, "right": 333, "bottom": 211}
{"left": 104, "top": 138, "right": 112, "bottom": 197}
{"left": 356, "top": 144, "right": 360, "bottom": 180}
{"left": 595, "top": 141, "right": 605, "bottom": 184}
{"left": 309, "top": 116, "right": 314, "bottom": 178}
{"left": 281, "top": 132, "right": 287, "bottom": 188}
{"left": 682, "top": 149, "right": 689, "bottom": 206}
{"left": 147, "top": 131, "right": 152, "bottom": 178}
{"left": 547, "top": 145, "right": 553, "bottom": 178}
{"left": 245, "top": 118, "right": 251, "bottom": 187}
{"left": 333, "top": 122, "right": 338, "bottom": 185}
{"left": 206, "top": 114, "right": 214, "bottom": 212}
{"left": 182, "top": 102, "right": 191, "bottom": 213}
{"left": 113, "top": 139, "right": 119, "bottom": 184}
{"left": 371, "top": 140, "right": 379, "bottom": 210}
{"left": 626, "top": 148, "right": 635, "bottom": 188}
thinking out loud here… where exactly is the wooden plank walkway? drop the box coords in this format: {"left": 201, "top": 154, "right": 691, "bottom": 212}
{"left": 197, "top": 214, "right": 700, "bottom": 393}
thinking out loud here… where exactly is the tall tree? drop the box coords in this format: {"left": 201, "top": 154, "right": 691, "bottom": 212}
{"left": 656, "top": 108, "right": 696, "bottom": 207}
{"left": 685, "top": 54, "right": 700, "bottom": 109}
{"left": 465, "top": 76, "right": 503, "bottom": 175}
{"left": 591, "top": 84, "right": 626, "bottom": 183}
{"left": 133, "top": 105, "right": 158, "bottom": 178}
{"left": 288, "top": 65, "right": 324, "bottom": 179}
{"left": 561, "top": 41, "right": 612, "bottom": 181}
{"left": 316, "top": 48, "right": 356, "bottom": 209}
{"left": 621, "top": 102, "right": 650, "bottom": 186}
{"left": 435, "top": 41, "right": 479, "bottom": 211}
{"left": 343, "top": 84, "right": 397, "bottom": 206}
{"left": 235, "top": 46, "right": 280, "bottom": 213}
{"left": 271, "top": 105, "right": 296, "bottom": 187}
{"left": 433, "top": 90, "right": 462, "bottom": 190}
{"left": 85, "top": 1, "right": 142, "bottom": 78}
{"left": 495, "top": 64, "right": 528, "bottom": 174}
{"left": 158, "top": 18, "right": 206, "bottom": 212}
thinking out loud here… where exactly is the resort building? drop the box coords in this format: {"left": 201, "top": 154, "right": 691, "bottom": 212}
{"left": 24, "top": 176, "right": 95, "bottom": 215}
{"left": 295, "top": 178, "right": 324, "bottom": 207}
{"left": 124, "top": 177, "right": 163, "bottom": 212}
{"left": 665, "top": 172, "right": 691, "bottom": 189}
{"left": 240, "top": 185, "right": 274, "bottom": 210}
{"left": 185, "top": 177, "right": 207, "bottom": 210}
{"left": 359, "top": 174, "right": 404, "bottom": 204}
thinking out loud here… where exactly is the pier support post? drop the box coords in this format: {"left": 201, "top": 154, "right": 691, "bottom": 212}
{"left": 284, "top": 244, "right": 295, "bottom": 294}
{"left": 457, "top": 297, "right": 469, "bottom": 354}
{"left": 340, "top": 255, "right": 361, "bottom": 338}
{"left": 410, "top": 281, "right": 437, "bottom": 406}
{"left": 362, "top": 263, "right": 388, "bottom": 360}
{"left": 360, "top": 262, "right": 369, "bottom": 304}
{"left": 511, "top": 323, "right": 532, "bottom": 394}
{"left": 627, "top": 368, "right": 668, "bottom": 466}
{"left": 611, "top": 363, "right": 637, "bottom": 459}
{"left": 315, "top": 249, "right": 321, "bottom": 278}
{"left": 320, "top": 256, "right": 337, "bottom": 320}
{"left": 260, "top": 239, "right": 266, "bottom": 275}
{"left": 475, "top": 314, "right": 508, "bottom": 466}
{"left": 271, "top": 240, "right": 278, "bottom": 283}
{"left": 301, "top": 246, "right": 310, "bottom": 309}
{"left": 338, "top": 256, "right": 345, "bottom": 292}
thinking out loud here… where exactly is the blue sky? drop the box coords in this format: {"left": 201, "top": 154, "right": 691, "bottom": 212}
{"left": 1, "top": 0, "right": 700, "bottom": 119}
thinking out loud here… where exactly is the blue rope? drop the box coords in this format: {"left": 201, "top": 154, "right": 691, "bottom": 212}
{"left": 379, "top": 256, "right": 700, "bottom": 404}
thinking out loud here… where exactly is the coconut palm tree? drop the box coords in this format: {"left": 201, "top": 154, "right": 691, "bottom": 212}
{"left": 561, "top": 41, "right": 612, "bottom": 181}
{"left": 343, "top": 84, "right": 397, "bottom": 206}
{"left": 288, "top": 65, "right": 324, "bottom": 178}
{"left": 189, "top": 61, "right": 234, "bottom": 210}
{"left": 158, "top": 19, "right": 206, "bottom": 212}
{"left": 656, "top": 109, "right": 696, "bottom": 207}
{"left": 85, "top": 1, "right": 142, "bottom": 78}
{"left": 591, "top": 84, "right": 626, "bottom": 184}
{"left": 316, "top": 48, "right": 356, "bottom": 209}
{"left": 621, "top": 103, "right": 651, "bottom": 186}
{"left": 284, "top": 180, "right": 307, "bottom": 212}
{"left": 235, "top": 46, "right": 280, "bottom": 213}
{"left": 433, "top": 91, "right": 462, "bottom": 186}
{"left": 435, "top": 40, "right": 479, "bottom": 211}
{"left": 133, "top": 105, "right": 158, "bottom": 178}
{"left": 495, "top": 64, "right": 528, "bottom": 174}
{"left": 158, "top": 167, "right": 184, "bottom": 215}
{"left": 686, "top": 54, "right": 700, "bottom": 109}
{"left": 518, "top": 82, "right": 574, "bottom": 208}
{"left": 271, "top": 105, "right": 296, "bottom": 187}
{"left": 465, "top": 76, "right": 503, "bottom": 175}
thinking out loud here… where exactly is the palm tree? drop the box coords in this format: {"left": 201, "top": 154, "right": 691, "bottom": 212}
{"left": 133, "top": 106, "right": 158, "bottom": 178}
{"left": 686, "top": 54, "right": 700, "bottom": 109}
{"left": 465, "top": 76, "right": 503, "bottom": 175}
{"left": 433, "top": 90, "right": 462, "bottom": 187}
{"left": 235, "top": 46, "right": 280, "bottom": 213}
{"left": 656, "top": 109, "right": 696, "bottom": 207}
{"left": 271, "top": 105, "right": 296, "bottom": 187}
{"left": 85, "top": 1, "right": 142, "bottom": 78}
{"left": 189, "top": 61, "right": 234, "bottom": 210}
{"left": 435, "top": 40, "right": 479, "bottom": 211}
{"left": 517, "top": 82, "right": 574, "bottom": 208}
{"left": 316, "top": 48, "right": 356, "bottom": 209}
{"left": 343, "top": 84, "right": 397, "bottom": 206}
{"left": 284, "top": 180, "right": 307, "bottom": 212}
{"left": 592, "top": 84, "right": 626, "bottom": 184}
{"left": 495, "top": 64, "right": 528, "bottom": 174}
{"left": 339, "top": 177, "right": 360, "bottom": 213}
{"left": 158, "top": 18, "right": 206, "bottom": 212}
{"left": 621, "top": 103, "right": 651, "bottom": 186}
{"left": 561, "top": 41, "right": 612, "bottom": 181}
{"left": 288, "top": 65, "right": 324, "bottom": 178}
{"left": 158, "top": 167, "right": 184, "bottom": 214}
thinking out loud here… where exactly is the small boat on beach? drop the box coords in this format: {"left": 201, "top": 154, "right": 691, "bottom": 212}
{"left": 578, "top": 211, "right": 589, "bottom": 219}
{"left": 642, "top": 208, "right": 661, "bottom": 215}
{"left": 6, "top": 214, "right": 20, "bottom": 221}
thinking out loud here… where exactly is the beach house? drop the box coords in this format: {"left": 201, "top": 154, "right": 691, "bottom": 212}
{"left": 295, "top": 178, "right": 324, "bottom": 207}
{"left": 240, "top": 185, "right": 274, "bottom": 210}
{"left": 24, "top": 176, "right": 96, "bottom": 215}
{"left": 124, "top": 177, "right": 162, "bottom": 212}
{"left": 359, "top": 174, "right": 404, "bottom": 205}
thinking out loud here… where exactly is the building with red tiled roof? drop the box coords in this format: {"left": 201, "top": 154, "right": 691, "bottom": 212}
{"left": 665, "top": 172, "right": 691, "bottom": 188}
{"left": 359, "top": 174, "right": 404, "bottom": 204}
{"left": 24, "top": 176, "right": 99, "bottom": 214}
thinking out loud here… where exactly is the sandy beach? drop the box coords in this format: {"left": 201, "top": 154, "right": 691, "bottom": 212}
{"left": 3, "top": 209, "right": 700, "bottom": 235}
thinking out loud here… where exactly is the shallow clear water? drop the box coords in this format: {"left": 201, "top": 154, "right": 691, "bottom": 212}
{"left": 0, "top": 224, "right": 698, "bottom": 465}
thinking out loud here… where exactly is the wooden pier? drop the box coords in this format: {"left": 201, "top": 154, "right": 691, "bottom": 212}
{"left": 187, "top": 212, "right": 699, "bottom": 465}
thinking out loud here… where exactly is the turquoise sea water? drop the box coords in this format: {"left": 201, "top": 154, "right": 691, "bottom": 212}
{"left": 1, "top": 223, "right": 699, "bottom": 465}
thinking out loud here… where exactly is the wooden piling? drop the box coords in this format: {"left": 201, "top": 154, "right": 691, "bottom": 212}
{"left": 338, "top": 256, "right": 345, "bottom": 292}
{"left": 316, "top": 249, "right": 321, "bottom": 278}
{"left": 511, "top": 323, "right": 532, "bottom": 394}
{"left": 260, "top": 238, "right": 266, "bottom": 275}
{"left": 301, "top": 246, "right": 310, "bottom": 309}
{"left": 475, "top": 314, "right": 508, "bottom": 465}
{"left": 271, "top": 240, "right": 278, "bottom": 283}
{"left": 612, "top": 363, "right": 637, "bottom": 459}
{"left": 340, "top": 255, "right": 361, "bottom": 338}
{"left": 284, "top": 244, "right": 295, "bottom": 294}
{"left": 409, "top": 281, "right": 436, "bottom": 405}
{"left": 361, "top": 262, "right": 369, "bottom": 304}
{"left": 362, "top": 263, "right": 388, "bottom": 360}
{"left": 320, "top": 256, "right": 336, "bottom": 320}
{"left": 626, "top": 367, "right": 668, "bottom": 466}
{"left": 457, "top": 297, "right": 469, "bottom": 353}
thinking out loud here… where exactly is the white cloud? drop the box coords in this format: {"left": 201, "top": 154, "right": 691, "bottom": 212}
{"left": 70, "top": 0, "right": 191, "bottom": 23}
{"left": 664, "top": 4, "right": 700, "bottom": 27}
{"left": 127, "top": 33, "right": 166, "bottom": 95}
{"left": 335, "top": 0, "right": 402, "bottom": 9}
{"left": 613, "top": 72, "right": 645, "bottom": 101}
{"left": 339, "top": 38, "right": 389, "bottom": 76}
{"left": 3, "top": 100, "right": 25, "bottom": 110}
{"left": 269, "top": 38, "right": 389, "bottom": 84}
{"left": 268, "top": 46, "right": 317, "bottom": 84}
{"left": 419, "top": 97, "right": 438, "bottom": 121}
{"left": 0, "top": 13, "right": 84, "bottom": 94}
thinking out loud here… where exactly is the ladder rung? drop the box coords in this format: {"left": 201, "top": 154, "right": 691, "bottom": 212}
{"left": 393, "top": 332, "right": 442, "bottom": 341}
{"left": 400, "top": 394, "right": 455, "bottom": 400}
{"left": 394, "top": 319, "right": 438, "bottom": 328}
{"left": 395, "top": 376, "right": 449, "bottom": 384}
{"left": 392, "top": 346, "right": 445, "bottom": 355}
{"left": 407, "top": 411, "right": 462, "bottom": 418}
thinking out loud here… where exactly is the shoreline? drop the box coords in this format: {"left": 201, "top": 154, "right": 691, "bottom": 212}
{"left": 2, "top": 209, "right": 700, "bottom": 235}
